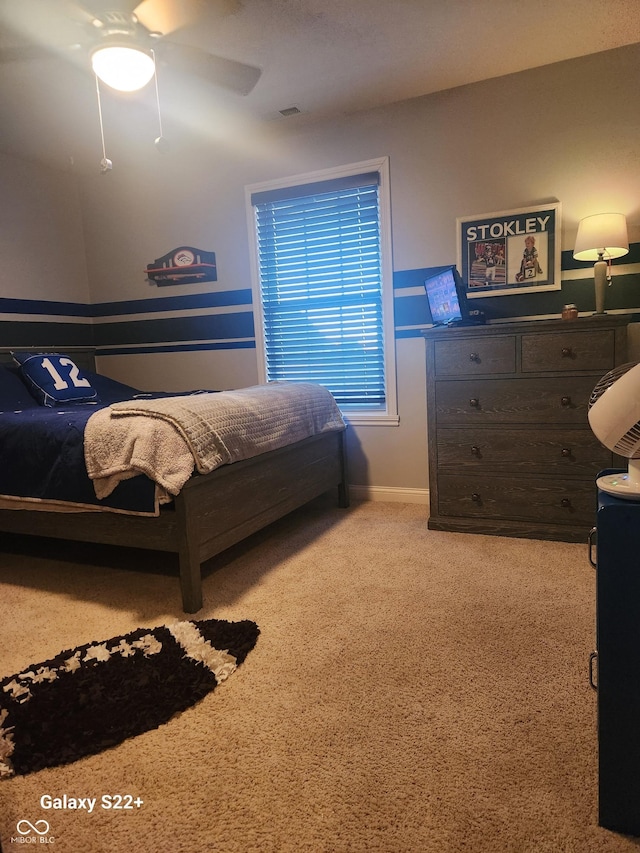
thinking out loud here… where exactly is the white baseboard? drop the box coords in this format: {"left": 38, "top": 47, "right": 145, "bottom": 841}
{"left": 349, "top": 485, "right": 430, "bottom": 504}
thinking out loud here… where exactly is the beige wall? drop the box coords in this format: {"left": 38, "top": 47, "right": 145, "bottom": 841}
{"left": 5, "top": 44, "right": 640, "bottom": 494}
{"left": 0, "top": 152, "right": 89, "bottom": 303}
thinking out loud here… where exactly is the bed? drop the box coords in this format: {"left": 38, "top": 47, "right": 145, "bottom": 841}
{"left": 0, "top": 347, "right": 349, "bottom": 612}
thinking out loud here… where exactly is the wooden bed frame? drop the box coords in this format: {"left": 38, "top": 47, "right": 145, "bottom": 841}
{"left": 0, "top": 348, "right": 349, "bottom": 612}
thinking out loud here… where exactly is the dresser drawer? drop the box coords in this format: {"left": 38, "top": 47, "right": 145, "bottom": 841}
{"left": 423, "top": 316, "right": 630, "bottom": 542}
{"left": 435, "top": 376, "right": 598, "bottom": 424}
{"left": 434, "top": 336, "right": 516, "bottom": 377}
{"left": 436, "top": 427, "right": 611, "bottom": 474}
{"left": 437, "top": 474, "right": 596, "bottom": 526}
{"left": 521, "top": 329, "right": 615, "bottom": 373}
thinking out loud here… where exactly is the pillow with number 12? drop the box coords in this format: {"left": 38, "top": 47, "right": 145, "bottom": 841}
{"left": 12, "top": 352, "right": 100, "bottom": 407}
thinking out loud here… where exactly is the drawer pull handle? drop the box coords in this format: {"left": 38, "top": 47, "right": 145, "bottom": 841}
{"left": 471, "top": 445, "right": 481, "bottom": 456}
{"left": 469, "top": 352, "right": 480, "bottom": 363}
{"left": 469, "top": 398, "right": 480, "bottom": 408}
{"left": 589, "top": 651, "right": 598, "bottom": 691}
{"left": 561, "top": 498, "right": 572, "bottom": 508}
{"left": 560, "top": 395, "right": 571, "bottom": 407}
{"left": 588, "top": 527, "right": 597, "bottom": 568}
{"left": 471, "top": 493, "right": 481, "bottom": 503}
{"left": 561, "top": 447, "right": 571, "bottom": 457}
{"left": 561, "top": 346, "right": 573, "bottom": 357}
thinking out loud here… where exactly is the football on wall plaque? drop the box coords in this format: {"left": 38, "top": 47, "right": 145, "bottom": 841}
{"left": 145, "top": 246, "right": 217, "bottom": 285}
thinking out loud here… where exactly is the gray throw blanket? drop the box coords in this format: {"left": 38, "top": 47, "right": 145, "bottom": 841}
{"left": 85, "top": 382, "right": 345, "bottom": 502}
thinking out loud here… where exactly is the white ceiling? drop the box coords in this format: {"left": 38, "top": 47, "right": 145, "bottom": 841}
{"left": 0, "top": 0, "right": 639, "bottom": 171}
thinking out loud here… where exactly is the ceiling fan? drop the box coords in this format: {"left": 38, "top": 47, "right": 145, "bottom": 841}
{"left": 0, "top": 0, "right": 262, "bottom": 95}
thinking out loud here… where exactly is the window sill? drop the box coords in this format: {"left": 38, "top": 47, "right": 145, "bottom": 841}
{"left": 341, "top": 413, "right": 400, "bottom": 427}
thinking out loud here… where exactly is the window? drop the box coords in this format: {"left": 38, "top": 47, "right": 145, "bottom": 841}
{"left": 247, "top": 158, "right": 397, "bottom": 425}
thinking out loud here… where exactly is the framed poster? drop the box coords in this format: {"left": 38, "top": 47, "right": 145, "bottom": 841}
{"left": 457, "top": 202, "right": 561, "bottom": 298}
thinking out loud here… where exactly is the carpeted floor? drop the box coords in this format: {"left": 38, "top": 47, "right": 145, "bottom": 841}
{"left": 0, "top": 497, "right": 638, "bottom": 852}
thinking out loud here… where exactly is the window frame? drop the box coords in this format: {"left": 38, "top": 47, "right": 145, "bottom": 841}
{"left": 245, "top": 156, "right": 397, "bottom": 426}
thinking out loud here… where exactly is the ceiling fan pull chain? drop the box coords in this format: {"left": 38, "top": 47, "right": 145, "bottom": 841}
{"left": 94, "top": 76, "right": 112, "bottom": 174}
{"left": 152, "top": 49, "right": 168, "bottom": 153}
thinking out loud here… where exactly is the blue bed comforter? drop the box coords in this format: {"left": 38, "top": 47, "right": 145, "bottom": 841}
{"left": 0, "top": 362, "right": 218, "bottom": 515}
{"left": 0, "top": 365, "right": 205, "bottom": 515}
{"left": 0, "top": 404, "right": 158, "bottom": 514}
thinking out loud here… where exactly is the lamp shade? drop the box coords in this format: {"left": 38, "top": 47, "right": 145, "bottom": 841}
{"left": 91, "top": 45, "right": 155, "bottom": 92}
{"left": 573, "top": 213, "right": 629, "bottom": 261}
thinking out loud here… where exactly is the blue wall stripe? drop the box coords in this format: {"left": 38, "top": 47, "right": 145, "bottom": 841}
{"left": 394, "top": 243, "right": 640, "bottom": 290}
{"left": 91, "top": 289, "right": 253, "bottom": 317}
{"left": 92, "top": 312, "right": 255, "bottom": 346}
{"left": 395, "top": 328, "right": 425, "bottom": 340}
{"left": 0, "top": 297, "right": 93, "bottom": 317}
{"left": 4, "top": 241, "right": 638, "bottom": 352}
{"left": 393, "top": 293, "right": 430, "bottom": 327}
{"left": 393, "top": 242, "right": 640, "bottom": 324}
{"left": 393, "top": 266, "right": 450, "bottom": 290}
{"left": 0, "top": 320, "right": 94, "bottom": 347}
{"left": 98, "top": 341, "right": 256, "bottom": 356}
{"left": 561, "top": 241, "right": 640, "bottom": 271}
{"left": 0, "top": 289, "right": 253, "bottom": 319}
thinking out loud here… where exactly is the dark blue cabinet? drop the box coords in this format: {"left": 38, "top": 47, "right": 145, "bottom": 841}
{"left": 595, "top": 482, "right": 640, "bottom": 835}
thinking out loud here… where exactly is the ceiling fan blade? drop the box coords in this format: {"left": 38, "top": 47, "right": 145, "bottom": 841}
{"left": 158, "top": 41, "right": 261, "bottom": 95}
{"left": 72, "top": 0, "right": 140, "bottom": 18}
{"left": 133, "top": 0, "right": 207, "bottom": 36}
{"left": 0, "top": 0, "right": 91, "bottom": 52}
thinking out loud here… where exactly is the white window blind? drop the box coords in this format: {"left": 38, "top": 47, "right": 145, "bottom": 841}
{"left": 251, "top": 171, "right": 385, "bottom": 409}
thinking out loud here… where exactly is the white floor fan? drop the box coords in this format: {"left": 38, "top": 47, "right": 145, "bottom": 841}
{"left": 589, "top": 362, "right": 640, "bottom": 500}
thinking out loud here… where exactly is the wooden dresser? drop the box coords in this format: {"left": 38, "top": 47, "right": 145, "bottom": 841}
{"left": 423, "top": 315, "right": 630, "bottom": 542}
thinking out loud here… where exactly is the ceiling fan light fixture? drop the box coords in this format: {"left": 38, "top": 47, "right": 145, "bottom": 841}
{"left": 91, "top": 44, "right": 155, "bottom": 92}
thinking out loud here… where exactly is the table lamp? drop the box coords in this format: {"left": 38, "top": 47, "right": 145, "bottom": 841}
{"left": 573, "top": 213, "right": 629, "bottom": 314}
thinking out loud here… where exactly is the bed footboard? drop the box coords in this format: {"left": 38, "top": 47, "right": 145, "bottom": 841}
{"left": 175, "top": 429, "right": 349, "bottom": 611}
{"left": 0, "top": 429, "right": 349, "bottom": 613}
